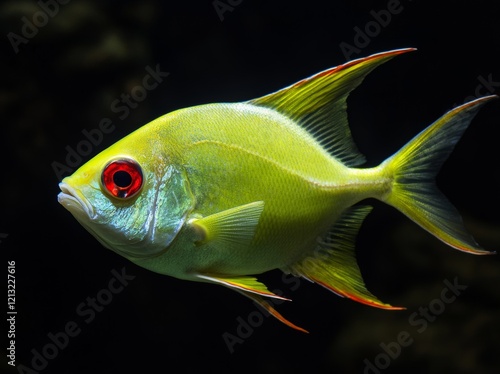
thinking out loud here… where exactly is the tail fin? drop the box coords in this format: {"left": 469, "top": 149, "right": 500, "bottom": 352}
{"left": 380, "top": 95, "right": 497, "bottom": 255}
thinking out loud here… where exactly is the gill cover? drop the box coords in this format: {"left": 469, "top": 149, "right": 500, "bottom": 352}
{"left": 105, "top": 163, "right": 195, "bottom": 259}
{"left": 60, "top": 159, "right": 195, "bottom": 259}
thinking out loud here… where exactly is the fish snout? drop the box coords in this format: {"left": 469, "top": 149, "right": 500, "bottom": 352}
{"left": 58, "top": 183, "right": 96, "bottom": 220}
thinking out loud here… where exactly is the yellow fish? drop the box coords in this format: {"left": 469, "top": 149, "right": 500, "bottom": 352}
{"left": 58, "top": 48, "right": 496, "bottom": 333}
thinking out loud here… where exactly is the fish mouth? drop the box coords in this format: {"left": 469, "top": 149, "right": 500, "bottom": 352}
{"left": 58, "top": 183, "right": 96, "bottom": 220}
{"left": 57, "top": 182, "right": 166, "bottom": 259}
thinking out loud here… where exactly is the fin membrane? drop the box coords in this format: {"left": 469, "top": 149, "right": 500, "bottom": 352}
{"left": 288, "top": 205, "right": 403, "bottom": 310}
{"left": 381, "top": 95, "right": 498, "bottom": 255}
{"left": 249, "top": 48, "right": 416, "bottom": 167}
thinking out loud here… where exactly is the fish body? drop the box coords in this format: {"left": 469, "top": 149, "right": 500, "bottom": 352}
{"left": 58, "top": 49, "right": 496, "bottom": 332}
{"left": 136, "top": 102, "right": 373, "bottom": 273}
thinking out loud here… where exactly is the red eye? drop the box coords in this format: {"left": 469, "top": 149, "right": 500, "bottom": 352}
{"left": 101, "top": 159, "right": 143, "bottom": 199}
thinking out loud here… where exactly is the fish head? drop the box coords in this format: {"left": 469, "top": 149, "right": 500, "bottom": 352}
{"left": 57, "top": 132, "right": 194, "bottom": 259}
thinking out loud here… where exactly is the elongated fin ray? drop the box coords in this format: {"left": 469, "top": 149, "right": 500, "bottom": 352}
{"left": 249, "top": 48, "right": 416, "bottom": 166}
{"left": 381, "top": 95, "right": 498, "bottom": 254}
{"left": 235, "top": 290, "right": 309, "bottom": 333}
{"left": 196, "top": 274, "right": 309, "bottom": 333}
{"left": 287, "top": 206, "right": 403, "bottom": 310}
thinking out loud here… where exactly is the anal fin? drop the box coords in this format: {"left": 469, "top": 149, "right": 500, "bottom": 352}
{"left": 288, "top": 205, "right": 404, "bottom": 310}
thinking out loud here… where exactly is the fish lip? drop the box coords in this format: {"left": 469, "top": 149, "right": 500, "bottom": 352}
{"left": 58, "top": 183, "right": 96, "bottom": 220}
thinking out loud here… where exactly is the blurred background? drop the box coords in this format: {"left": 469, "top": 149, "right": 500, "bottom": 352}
{"left": 1, "top": 0, "right": 499, "bottom": 373}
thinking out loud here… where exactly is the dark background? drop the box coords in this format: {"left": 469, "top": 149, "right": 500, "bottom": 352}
{"left": 1, "top": 1, "right": 500, "bottom": 373}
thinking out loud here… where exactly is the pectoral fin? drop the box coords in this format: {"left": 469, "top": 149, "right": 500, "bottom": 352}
{"left": 189, "top": 201, "right": 264, "bottom": 247}
{"left": 287, "top": 205, "right": 404, "bottom": 310}
{"left": 196, "top": 273, "right": 308, "bottom": 333}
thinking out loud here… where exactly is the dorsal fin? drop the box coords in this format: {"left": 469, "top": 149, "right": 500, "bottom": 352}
{"left": 249, "top": 48, "right": 416, "bottom": 166}
{"left": 286, "top": 205, "right": 403, "bottom": 310}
